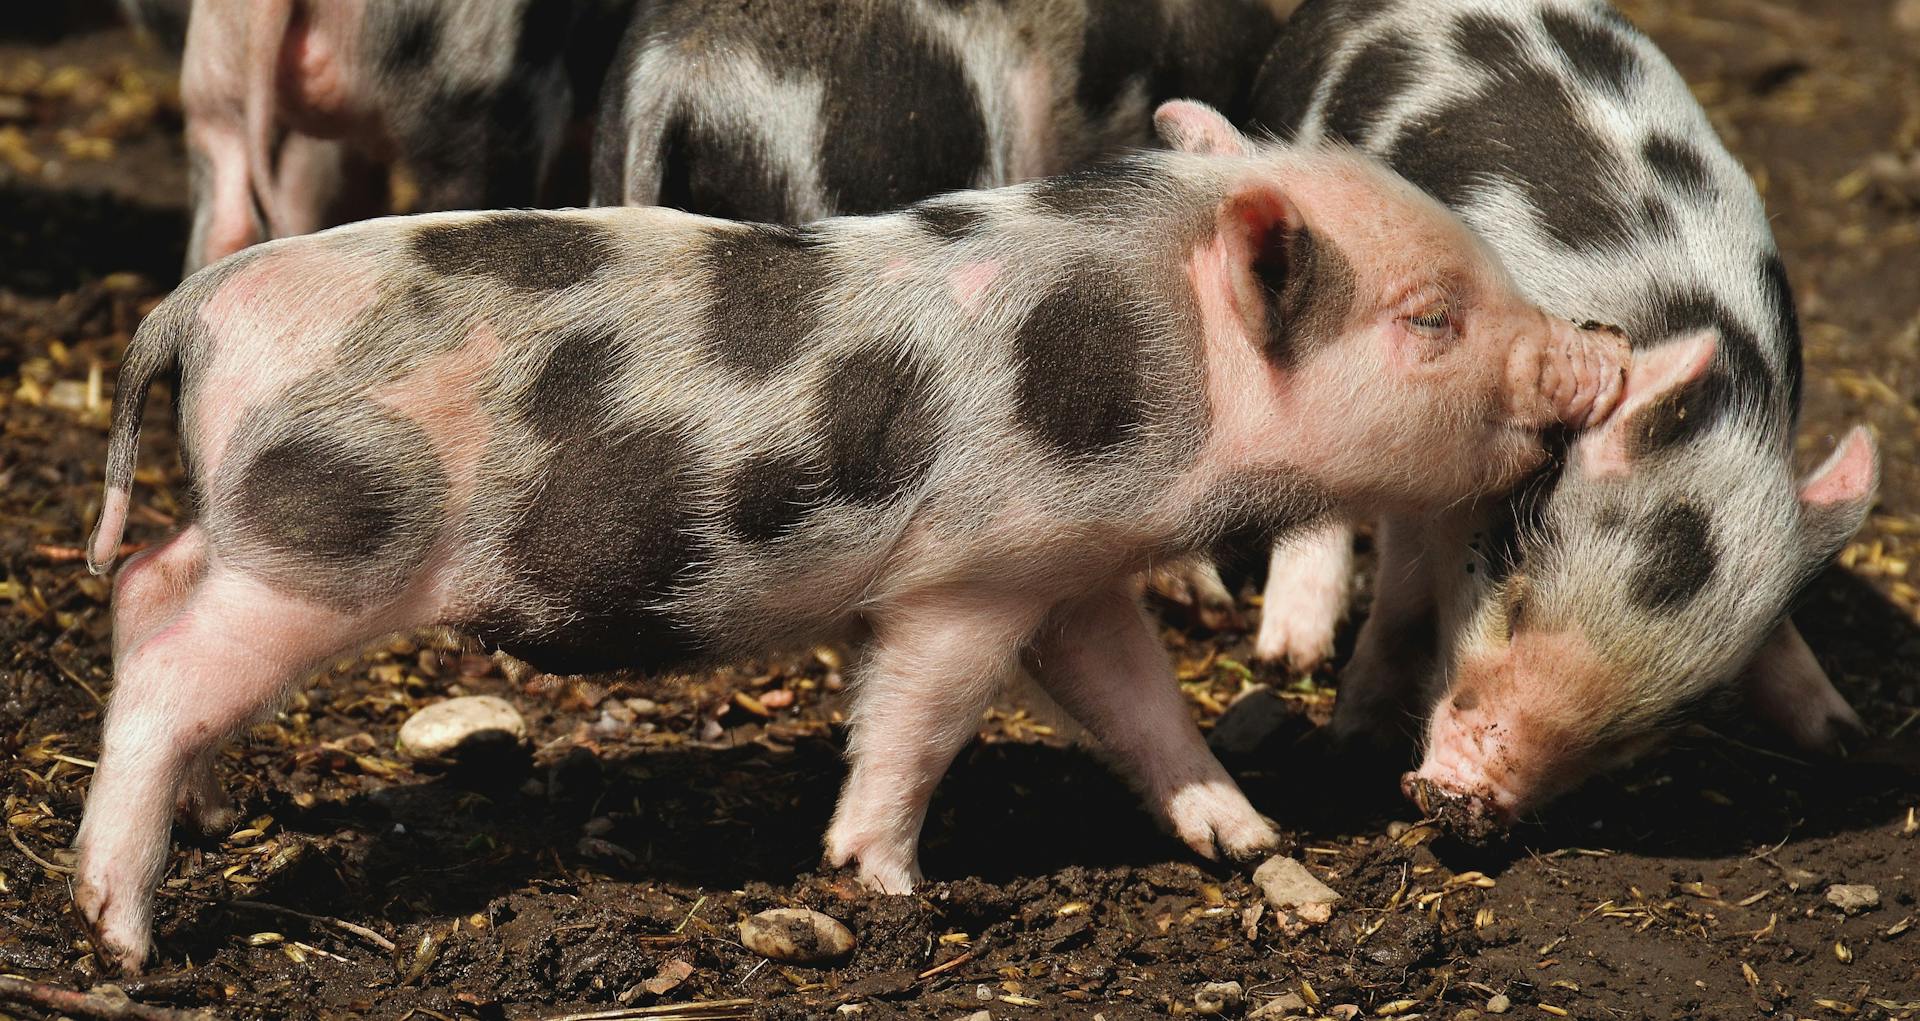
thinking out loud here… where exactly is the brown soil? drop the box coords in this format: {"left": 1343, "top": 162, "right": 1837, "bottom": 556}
{"left": 2, "top": 3, "right": 1918, "bottom": 1019}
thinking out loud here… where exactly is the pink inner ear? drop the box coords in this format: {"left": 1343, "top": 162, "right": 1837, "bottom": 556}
{"left": 1222, "top": 186, "right": 1295, "bottom": 264}
{"left": 1623, "top": 329, "right": 1717, "bottom": 415}
{"left": 1576, "top": 329, "right": 1717, "bottom": 477}
{"left": 1800, "top": 426, "right": 1876, "bottom": 507}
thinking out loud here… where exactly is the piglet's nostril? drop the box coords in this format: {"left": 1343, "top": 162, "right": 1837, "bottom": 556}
{"left": 1451, "top": 690, "right": 1480, "bottom": 712}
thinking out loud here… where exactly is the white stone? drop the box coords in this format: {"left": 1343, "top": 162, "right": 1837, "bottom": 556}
{"left": 1827, "top": 884, "right": 1881, "bottom": 914}
{"left": 396, "top": 695, "right": 527, "bottom": 762}
{"left": 1254, "top": 856, "right": 1340, "bottom": 911}
{"left": 1195, "top": 981, "right": 1244, "bottom": 1015}
{"left": 737, "top": 907, "right": 855, "bottom": 964}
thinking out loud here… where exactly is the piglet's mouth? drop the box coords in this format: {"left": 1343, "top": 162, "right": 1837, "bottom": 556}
{"left": 1401, "top": 773, "right": 1509, "bottom": 844}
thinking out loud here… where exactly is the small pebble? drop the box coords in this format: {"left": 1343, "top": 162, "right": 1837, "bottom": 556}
{"left": 957, "top": 1013, "right": 991, "bottom": 1021}
{"left": 1455, "top": 1011, "right": 1483, "bottom": 1021}
{"left": 1827, "top": 884, "right": 1881, "bottom": 914}
{"left": 1195, "top": 980, "right": 1244, "bottom": 1015}
{"left": 640, "top": 958, "right": 693, "bottom": 996}
{"left": 1486, "top": 993, "right": 1511, "bottom": 1014}
{"left": 1328, "top": 1005, "right": 1361, "bottom": 1021}
{"left": 737, "top": 908, "right": 855, "bottom": 964}
{"left": 396, "top": 695, "right": 527, "bottom": 763}
{"left": 1247, "top": 991, "right": 1307, "bottom": 1019}
{"left": 1386, "top": 821, "right": 1412, "bottom": 840}
{"left": 1255, "top": 856, "right": 1341, "bottom": 914}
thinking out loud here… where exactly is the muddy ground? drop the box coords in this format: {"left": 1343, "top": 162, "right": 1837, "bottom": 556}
{"left": 2, "top": 3, "right": 1918, "bottom": 1019}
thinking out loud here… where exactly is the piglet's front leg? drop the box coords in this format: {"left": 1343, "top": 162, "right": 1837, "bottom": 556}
{"left": 824, "top": 588, "right": 1049, "bottom": 893}
{"left": 1029, "top": 584, "right": 1278, "bottom": 861}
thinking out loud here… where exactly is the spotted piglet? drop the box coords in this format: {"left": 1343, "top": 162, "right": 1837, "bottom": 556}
{"left": 76, "top": 102, "right": 1629, "bottom": 971}
{"left": 1243, "top": 0, "right": 1877, "bottom": 828}
{"left": 179, "top": 0, "right": 617, "bottom": 273}
{"left": 592, "top": 0, "right": 1282, "bottom": 217}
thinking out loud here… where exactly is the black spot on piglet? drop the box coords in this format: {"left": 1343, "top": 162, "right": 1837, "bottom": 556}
{"left": 491, "top": 424, "right": 711, "bottom": 674}
{"left": 228, "top": 399, "right": 448, "bottom": 607}
{"left": 1629, "top": 502, "right": 1717, "bottom": 611}
{"left": 727, "top": 450, "right": 827, "bottom": 544}
{"left": 1642, "top": 134, "right": 1714, "bottom": 198}
{"left": 1539, "top": 7, "right": 1639, "bottom": 96}
{"left": 911, "top": 202, "right": 987, "bottom": 243}
{"left": 1449, "top": 13, "right": 1532, "bottom": 77}
{"left": 1320, "top": 31, "right": 1421, "bottom": 146}
{"left": 518, "top": 330, "right": 623, "bottom": 441}
{"left": 1029, "top": 157, "right": 1170, "bottom": 221}
{"left": 411, "top": 213, "right": 615, "bottom": 291}
{"left": 1013, "top": 266, "right": 1146, "bottom": 459}
{"left": 700, "top": 226, "right": 824, "bottom": 378}
{"left": 815, "top": 346, "right": 944, "bottom": 505}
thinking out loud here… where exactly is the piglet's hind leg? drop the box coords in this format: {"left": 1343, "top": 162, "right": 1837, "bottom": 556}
{"left": 75, "top": 567, "right": 382, "bottom": 973}
{"left": 102, "top": 529, "right": 235, "bottom": 834}
{"left": 1029, "top": 585, "right": 1278, "bottom": 861}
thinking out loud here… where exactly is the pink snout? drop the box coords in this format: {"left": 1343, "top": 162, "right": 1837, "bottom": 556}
{"left": 1507, "top": 319, "right": 1630, "bottom": 430}
{"left": 1402, "top": 704, "right": 1529, "bottom": 841}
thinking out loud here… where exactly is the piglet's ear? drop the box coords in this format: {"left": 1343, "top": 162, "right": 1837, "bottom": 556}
{"left": 1155, "top": 100, "right": 1255, "bottom": 158}
{"left": 1219, "top": 183, "right": 1303, "bottom": 299}
{"left": 1202, "top": 182, "right": 1306, "bottom": 362}
{"left": 1578, "top": 329, "right": 1716, "bottom": 475}
{"left": 1741, "top": 619, "right": 1865, "bottom": 753}
{"left": 1796, "top": 425, "right": 1877, "bottom": 565}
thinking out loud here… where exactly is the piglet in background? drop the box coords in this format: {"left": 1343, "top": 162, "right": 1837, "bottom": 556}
{"left": 75, "top": 103, "right": 1630, "bottom": 971}
{"left": 592, "top": 0, "right": 1282, "bottom": 217}
{"left": 173, "top": 0, "right": 612, "bottom": 273}
{"left": 1242, "top": 0, "right": 1876, "bottom": 830}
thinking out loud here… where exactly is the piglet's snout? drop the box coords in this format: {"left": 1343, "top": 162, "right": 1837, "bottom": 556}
{"left": 1506, "top": 318, "right": 1630, "bottom": 430}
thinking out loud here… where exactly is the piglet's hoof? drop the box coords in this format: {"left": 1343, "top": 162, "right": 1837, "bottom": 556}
{"left": 71, "top": 876, "right": 151, "bottom": 975}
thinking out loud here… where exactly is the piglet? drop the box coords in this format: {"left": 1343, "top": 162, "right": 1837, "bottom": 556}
{"left": 180, "top": 0, "right": 592, "bottom": 273}
{"left": 1245, "top": 0, "right": 1878, "bottom": 829}
{"left": 76, "top": 102, "right": 1623, "bottom": 972}
{"left": 593, "top": 0, "right": 1282, "bottom": 215}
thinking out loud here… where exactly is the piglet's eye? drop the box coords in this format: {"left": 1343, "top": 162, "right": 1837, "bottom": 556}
{"left": 1406, "top": 305, "right": 1452, "bottom": 337}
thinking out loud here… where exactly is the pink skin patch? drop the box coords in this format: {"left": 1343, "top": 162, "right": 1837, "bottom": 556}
{"left": 370, "top": 321, "right": 503, "bottom": 517}
{"left": 1006, "top": 60, "right": 1056, "bottom": 182}
{"left": 877, "top": 256, "right": 915, "bottom": 282}
{"left": 947, "top": 261, "right": 1002, "bottom": 314}
{"left": 191, "top": 251, "right": 379, "bottom": 476}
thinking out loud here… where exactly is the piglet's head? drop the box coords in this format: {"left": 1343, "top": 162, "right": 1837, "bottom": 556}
{"left": 1157, "top": 101, "right": 1629, "bottom": 517}
{"left": 1404, "top": 326, "right": 1880, "bottom": 829}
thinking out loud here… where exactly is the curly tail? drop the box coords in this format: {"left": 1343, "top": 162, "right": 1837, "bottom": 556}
{"left": 87, "top": 304, "right": 189, "bottom": 575}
